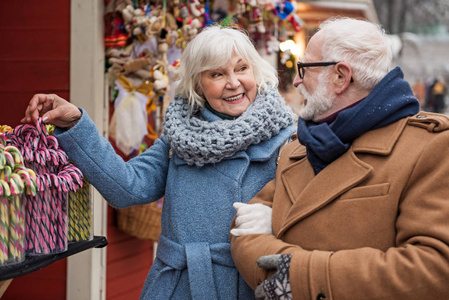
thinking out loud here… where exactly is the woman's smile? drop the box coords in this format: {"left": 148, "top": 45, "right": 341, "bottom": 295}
{"left": 199, "top": 53, "right": 257, "bottom": 117}
{"left": 223, "top": 93, "right": 245, "bottom": 103}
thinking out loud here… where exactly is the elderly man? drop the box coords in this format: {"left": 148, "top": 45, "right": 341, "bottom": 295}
{"left": 230, "top": 17, "right": 449, "bottom": 300}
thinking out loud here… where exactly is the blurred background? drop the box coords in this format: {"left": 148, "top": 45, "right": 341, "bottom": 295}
{"left": 373, "top": 0, "right": 449, "bottom": 112}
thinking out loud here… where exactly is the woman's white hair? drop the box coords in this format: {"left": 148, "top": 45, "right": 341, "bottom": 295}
{"left": 175, "top": 25, "right": 279, "bottom": 112}
{"left": 318, "top": 17, "right": 393, "bottom": 90}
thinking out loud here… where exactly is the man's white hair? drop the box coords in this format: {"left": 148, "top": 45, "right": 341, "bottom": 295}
{"left": 318, "top": 17, "right": 393, "bottom": 90}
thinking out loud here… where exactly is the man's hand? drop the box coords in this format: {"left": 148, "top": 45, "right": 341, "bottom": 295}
{"left": 230, "top": 202, "right": 272, "bottom": 236}
{"left": 255, "top": 254, "right": 292, "bottom": 300}
{"left": 21, "top": 94, "right": 82, "bottom": 128}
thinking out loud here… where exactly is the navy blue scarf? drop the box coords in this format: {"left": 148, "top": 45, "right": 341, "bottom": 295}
{"left": 297, "top": 67, "right": 420, "bottom": 174}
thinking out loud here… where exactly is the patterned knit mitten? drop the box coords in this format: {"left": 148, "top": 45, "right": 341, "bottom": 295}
{"left": 255, "top": 254, "right": 292, "bottom": 300}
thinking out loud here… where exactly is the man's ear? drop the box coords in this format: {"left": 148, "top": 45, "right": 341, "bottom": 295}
{"left": 333, "top": 62, "right": 352, "bottom": 94}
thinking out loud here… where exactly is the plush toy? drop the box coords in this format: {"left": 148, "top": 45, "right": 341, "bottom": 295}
{"left": 165, "top": 12, "right": 179, "bottom": 31}
{"left": 109, "top": 76, "right": 152, "bottom": 156}
{"left": 274, "top": 0, "right": 295, "bottom": 20}
{"left": 175, "top": 18, "right": 201, "bottom": 49}
{"left": 266, "top": 35, "right": 280, "bottom": 55}
{"left": 166, "top": 30, "right": 179, "bottom": 48}
{"left": 167, "top": 59, "right": 181, "bottom": 81}
{"left": 107, "top": 48, "right": 153, "bottom": 80}
{"left": 232, "top": 0, "right": 246, "bottom": 15}
{"left": 189, "top": 0, "right": 204, "bottom": 17}
{"left": 147, "top": 15, "right": 164, "bottom": 38}
{"left": 157, "top": 37, "right": 169, "bottom": 66}
{"left": 132, "top": 8, "right": 148, "bottom": 36}
{"left": 122, "top": 4, "right": 134, "bottom": 24}
{"left": 121, "top": 4, "right": 153, "bottom": 40}
{"left": 247, "top": 0, "right": 266, "bottom": 34}
{"left": 153, "top": 69, "right": 169, "bottom": 94}
{"left": 179, "top": 4, "right": 189, "bottom": 20}
{"left": 288, "top": 14, "right": 303, "bottom": 32}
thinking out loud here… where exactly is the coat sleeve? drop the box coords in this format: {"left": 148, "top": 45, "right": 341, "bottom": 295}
{"left": 53, "top": 108, "right": 170, "bottom": 208}
{"left": 230, "top": 175, "right": 301, "bottom": 289}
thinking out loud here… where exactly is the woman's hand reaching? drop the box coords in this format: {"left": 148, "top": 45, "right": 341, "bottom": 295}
{"left": 21, "top": 94, "right": 82, "bottom": 128}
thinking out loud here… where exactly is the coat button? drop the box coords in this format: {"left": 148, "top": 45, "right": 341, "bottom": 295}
{"left": 316, "top": 293, "right": 326, "bottom": 300}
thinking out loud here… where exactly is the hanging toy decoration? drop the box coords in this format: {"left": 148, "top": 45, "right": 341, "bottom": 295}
{"left": 189, "top": 0, "right": 204, "bottom": 18}
{"left": 274, "top": 0, "right": 294, "bottom": 20}
{"left": 203, "top": 0, "right": 213, "bottom": 27}
{"left": 288, "top": 13, "right": 302, "bottom": 32}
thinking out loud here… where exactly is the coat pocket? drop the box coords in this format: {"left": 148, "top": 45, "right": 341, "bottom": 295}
{"left": 338, "top": 182, "right": 390, "bottom": 201}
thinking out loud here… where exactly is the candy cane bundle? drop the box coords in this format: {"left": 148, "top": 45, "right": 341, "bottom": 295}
{"left": 0, "top": 135, "right": 36, "bottom": 265}
{"left": 68, "top": 177, "right": 93, "bottom": 242}
{"left": 46, "top": 124, "right": 93, "bottom": 242}
{"left": 5, "top": 118, "right": 84, "bottom": 255}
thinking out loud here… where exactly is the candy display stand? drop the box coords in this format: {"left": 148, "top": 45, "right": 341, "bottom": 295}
{"left": 0, "top": 236, "right": 108, "bottom": 281}
{"left": 0, "top": 120, "right": 107, "bottom": 287}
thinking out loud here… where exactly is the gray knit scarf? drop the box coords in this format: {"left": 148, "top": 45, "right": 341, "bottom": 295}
{"left": 163, "top": 86, "right": 296, "bottom": 166}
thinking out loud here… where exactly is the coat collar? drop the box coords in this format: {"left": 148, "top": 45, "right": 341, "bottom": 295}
{"left": 277, "top": 117, "right": 409, "bottom": 236}
{"left": 288, "top": 117, "right": 409, "bottom": 161}
{"left": 351, "top": 116, "right": 408, "bottom": 154}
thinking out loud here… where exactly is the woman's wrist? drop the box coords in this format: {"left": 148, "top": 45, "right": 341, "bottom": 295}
{"left": 67, "top": 109, "right": 82, "bottom": 129}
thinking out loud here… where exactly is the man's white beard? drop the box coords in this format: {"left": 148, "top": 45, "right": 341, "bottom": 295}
{"left": 298, "top": 71, "right": 335, "bottom": 121}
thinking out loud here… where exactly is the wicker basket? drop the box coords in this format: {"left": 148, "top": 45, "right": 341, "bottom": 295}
{"left": 117, "top": 199, "right": 163, "bottom": 242}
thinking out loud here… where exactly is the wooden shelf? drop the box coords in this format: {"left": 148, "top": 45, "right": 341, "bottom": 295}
{"left": 0, "top": 236, "right": 108, "bottom": 281}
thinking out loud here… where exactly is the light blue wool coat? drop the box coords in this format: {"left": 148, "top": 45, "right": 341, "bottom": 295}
{"left": 54, "top": 107, "right": 296, "bottom": 300}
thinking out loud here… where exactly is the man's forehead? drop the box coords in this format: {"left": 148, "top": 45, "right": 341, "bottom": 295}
{"left": 302, "top": 37, "right": 321, "bottom": 62}
{"left": 300, "top": 52, "right": 314, "bottom": 62}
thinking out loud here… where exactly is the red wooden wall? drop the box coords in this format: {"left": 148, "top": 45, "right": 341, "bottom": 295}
{"left": 0, "top": 1, "right": 154, "bottom": 299}
{"left": 107, "top": 208, "right": 154, "bottom": 300}
{"left": 0, "top": 1, "right": 70, "bottom": 299}
{"left": 0, "top": 1, "right": 70, "bottom": 128}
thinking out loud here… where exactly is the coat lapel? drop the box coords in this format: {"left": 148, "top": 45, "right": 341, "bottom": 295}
{"left": 278, "top": 151, "right": 372, "bottom": 236}
{"left": 277, "top": 117, "right": 409, "bottom": 236}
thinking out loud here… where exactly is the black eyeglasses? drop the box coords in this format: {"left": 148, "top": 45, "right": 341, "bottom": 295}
{"left": 296, "top": 61, "right": 338, "bottom": 79}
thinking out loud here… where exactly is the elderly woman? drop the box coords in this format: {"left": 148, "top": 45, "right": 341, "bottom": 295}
{"left": 22, "top": 25, "right": 296, "bottom": 300}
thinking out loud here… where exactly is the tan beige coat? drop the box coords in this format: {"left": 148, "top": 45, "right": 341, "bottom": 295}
{"left": 231, "top": 112, "right": 449, "bottom": 300}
